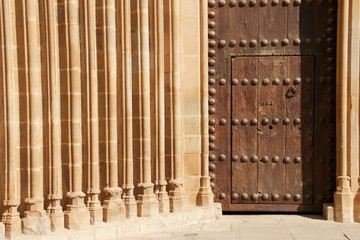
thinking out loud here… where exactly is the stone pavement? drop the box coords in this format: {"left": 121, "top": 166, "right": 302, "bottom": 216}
{"left": 121, "top": 214, "right": 360, "bottom": 240}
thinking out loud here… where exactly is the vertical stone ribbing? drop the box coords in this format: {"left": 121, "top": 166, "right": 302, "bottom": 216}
{"left": 64, "top": 0, "right": 90, "bottom": 230}
{"left": 103, "top": 0, "right": 125, "bottom": 222}
{"left": 197, "top": 0, "right": 213, "bottom": 206}
{"left": 137, "top": 0, "right": 159, "bottom": 217}
{"left": 22, "top": 0, "right": 50, "bottom": 234}
{"left": 334, "top": 0, "right": 353, "bottom": 223}
{"left": 122, "top": 0, "right": 137, "bottom": 218}
{"left": 156, "top": 0, "right": 170, "bottom": 213}
{"left": 84, "top": 0, "right": 102, "bottom": 224}
{"left": 47, "top": 0, "right": 64, "bottom": 231}
{"left": 0, "top": 0, "right": 22, "bottom": 237}
{"left": 169, "top": 0, "right": 187, "bottom": 212}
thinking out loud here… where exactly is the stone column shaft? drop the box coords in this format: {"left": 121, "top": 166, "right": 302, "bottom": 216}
{"left": 22, "top": 0, "right": 51, "bottom": 234}
{"left": 169, "top": 0, "right": 187, "bottom": 212}
{"left": 47, "top": 0, "right": 64, "bottom": 231}
{"left": 85, "top": 0, "right": 102, "bottom": 224}
{"left": 137, "top": 0, "right": 159, "bottom": 217}
{"left": 103, "top": 0, "right": 125, "bottom": 222}
{"left": 334, "top": 0, "right": 353, "bottom": 223}
{"left": 197, "top": 0, "right": 213, "bottom": 206}
{"left": 122, "top": 0, "right": 137, "bottom": 218}
{"left": 1, "top": 0, "right": 22, "bottom": 237}
{"left": 156, "top": 0, "right": 170, "bottom": 213}
{"left": 64, "top": 0, "right": 90, "bottom": 230}
{"left": 24, "top": 0, "right": 45, "bottom": 210}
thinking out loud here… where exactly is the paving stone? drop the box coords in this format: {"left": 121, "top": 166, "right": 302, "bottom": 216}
{"left": 122, "top": 215, "right": 360, "bottom": 240}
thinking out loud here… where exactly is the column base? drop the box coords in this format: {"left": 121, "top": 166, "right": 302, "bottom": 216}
{"left": 88, "top": 201, "right": 103, "bottom": 224}
{"left": 169, "top": 180, "right": 188, "bottom": 212}
{"left": 22, "top": 198, "right": 51, "bottom": 235}
{"left": 334, "top": 177, "right": 354, "bottom": 223}
{"left": 354, "top": 192, "right": 360, "bottom": 222}
{"left": 48, "top": 197, "right": 64, "bottom": 231}
{"left": 22, "top": 214, "right": 50, "bottom": 235}
{"left": 123, "top": 187, "right": 138, "bottom": 219}
{"left": 197, "top": 177, "right": 214, "bottom": 206}
{"left": 49, "top": 209, "right": 64, "bottom": 232}
{"left": 196, "top": 188, "right": 214, "bottom": 206}
{"left": 137, "top": 184, "right": 159, "bottom": 217}
{"left": 103, "top": 187, "right": 126, "bottom": 222}
{"left": 64, "top": 192, "right": 90, "bottom": 230}
{"left": 64, "top": 205, "right": 90, "bottom": 230}
{"left": 103, "top": 203, "right": 126, "bottom": 222}
{"left": 1, "top": 207, "right": 21, "bottom": 239}
{"left": 158, "top": 191, "right": 170, "bottom": 213}
{"left": 0, "top": 222, "right": 4, "bottom": 240}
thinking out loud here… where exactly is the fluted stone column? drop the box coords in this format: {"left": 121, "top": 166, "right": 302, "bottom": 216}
{"left": 197, "top": 0, "right": 214, "bottom": 207}
{"left": 47, "top": 0, "right": 64, "bottom": 231}
{"left": 64, "top": 0, "right": 90, "bottom": 230}
{"left": 168, "top": 0, "right": 188, "bottom": 212}
{"left": 122, "top": 0, "right": 137, "bottom": 218}
{"left": 103, "top": 0, "right": 126, "bottom": 222}
{"left": 85, "top": 0, "right": 103, "bottom": 224}
{"left": 22, "top": 0, "right": 50, "bottom": 234}
{"left": 137, "top": 0, "right": 159, "bottom": 217}
{"left": 334, "top": 0, "right": 353, "bottom": 223}
{"left": 155, "top": 0, "right": 170, "bottom": 214}
{"left": 0, "top": 0, "right": 22, "bottom": 237}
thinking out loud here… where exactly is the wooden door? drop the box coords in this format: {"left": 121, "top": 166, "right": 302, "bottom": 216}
{"left": 208, "top": 0, "right": 337, "bottom": 212}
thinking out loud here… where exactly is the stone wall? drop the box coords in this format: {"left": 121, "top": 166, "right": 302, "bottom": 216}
{"left": 0, "top": 0, "right": 213, "bottom": 237}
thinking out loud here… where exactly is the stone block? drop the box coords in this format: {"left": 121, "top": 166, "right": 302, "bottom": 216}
{"left": 0, "top": 222, "right": 4, "bottom": 240}
{"left": 334, "top": 191, "right": 354, "bottom": 223}
{"left": 137, "top": 197, "right": 159, "bottom": 217}
{"left": 323, "top": 203, "right": 335, "bottom": 221}
{"left": 64, "top": 207, "right": 90, "bottom": 230}
{"left": 49, "top": 211, "right": 64, "bottom": 232}
{"left": 214, "top": 203, "right": 223, "bottom": 219}
{"left": 103, "top": 204, "right": 126, "bottom": 222}
{"left": 22, "top": 216, "right": 51, "bottom": 235}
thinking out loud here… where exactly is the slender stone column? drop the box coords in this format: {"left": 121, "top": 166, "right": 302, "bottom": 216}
{"left": 334, "top": 0, "right": 353, "bottom": 223}
{"left": 169, "top": 0, "right": 187, "bottom": 212}
{"left": 22, "top": 0, "right": 51, "bottom": 234}
{"left": 47, "top": 0, "right": 64, "bottom": 231}
{"left": 64, "top": 0, "right": 90, "bottom": 230}
{"left": 348, "top": 0, "right": 360, "bottom": 223}
{"left": 197, "top": 0, "right": 213, "bottom": 206}
{"left": 103, "top": 0, "right": 126, "bottom": 222}
{"left": 0, "top": 0, "right": 22, "bottom": 237}
{"left": 155, "top": 0, "right": 170, "bottom": 214}
{"left": 122, "top": 0, "right": 137, "bottom": 218}
{"left": 137, "top": 0, "right": 159, "bottom": 217}
{"left": 84, "top": 0, "right": 102, "bottom": 224}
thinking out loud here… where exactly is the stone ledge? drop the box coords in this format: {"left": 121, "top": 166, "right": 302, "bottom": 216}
{"left": 11, "top": 204, "right": 222, "bottom": 240}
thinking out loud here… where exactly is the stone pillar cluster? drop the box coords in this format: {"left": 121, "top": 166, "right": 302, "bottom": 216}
{"left": 0, "top": 0, "right": 212, "bottom": 237}
{"left": 330, "top": 0, "right": 360, "bottom": 223}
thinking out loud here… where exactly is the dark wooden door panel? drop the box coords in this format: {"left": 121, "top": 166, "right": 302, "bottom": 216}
{"left": 208, "top": 0, "right": 337, "bottom": 212}
{"left": 231, "top": 56, "right": 314, "bottom": 206}
{"left": 257, "top": 57, "right": 287, "bottom": 204}
{"left": 231, "top": 57, "right": 258, "bottom": 204}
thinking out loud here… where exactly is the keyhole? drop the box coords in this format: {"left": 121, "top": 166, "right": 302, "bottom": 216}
{"left": 269, "top": 125, "right": 273, "bottom": 130}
